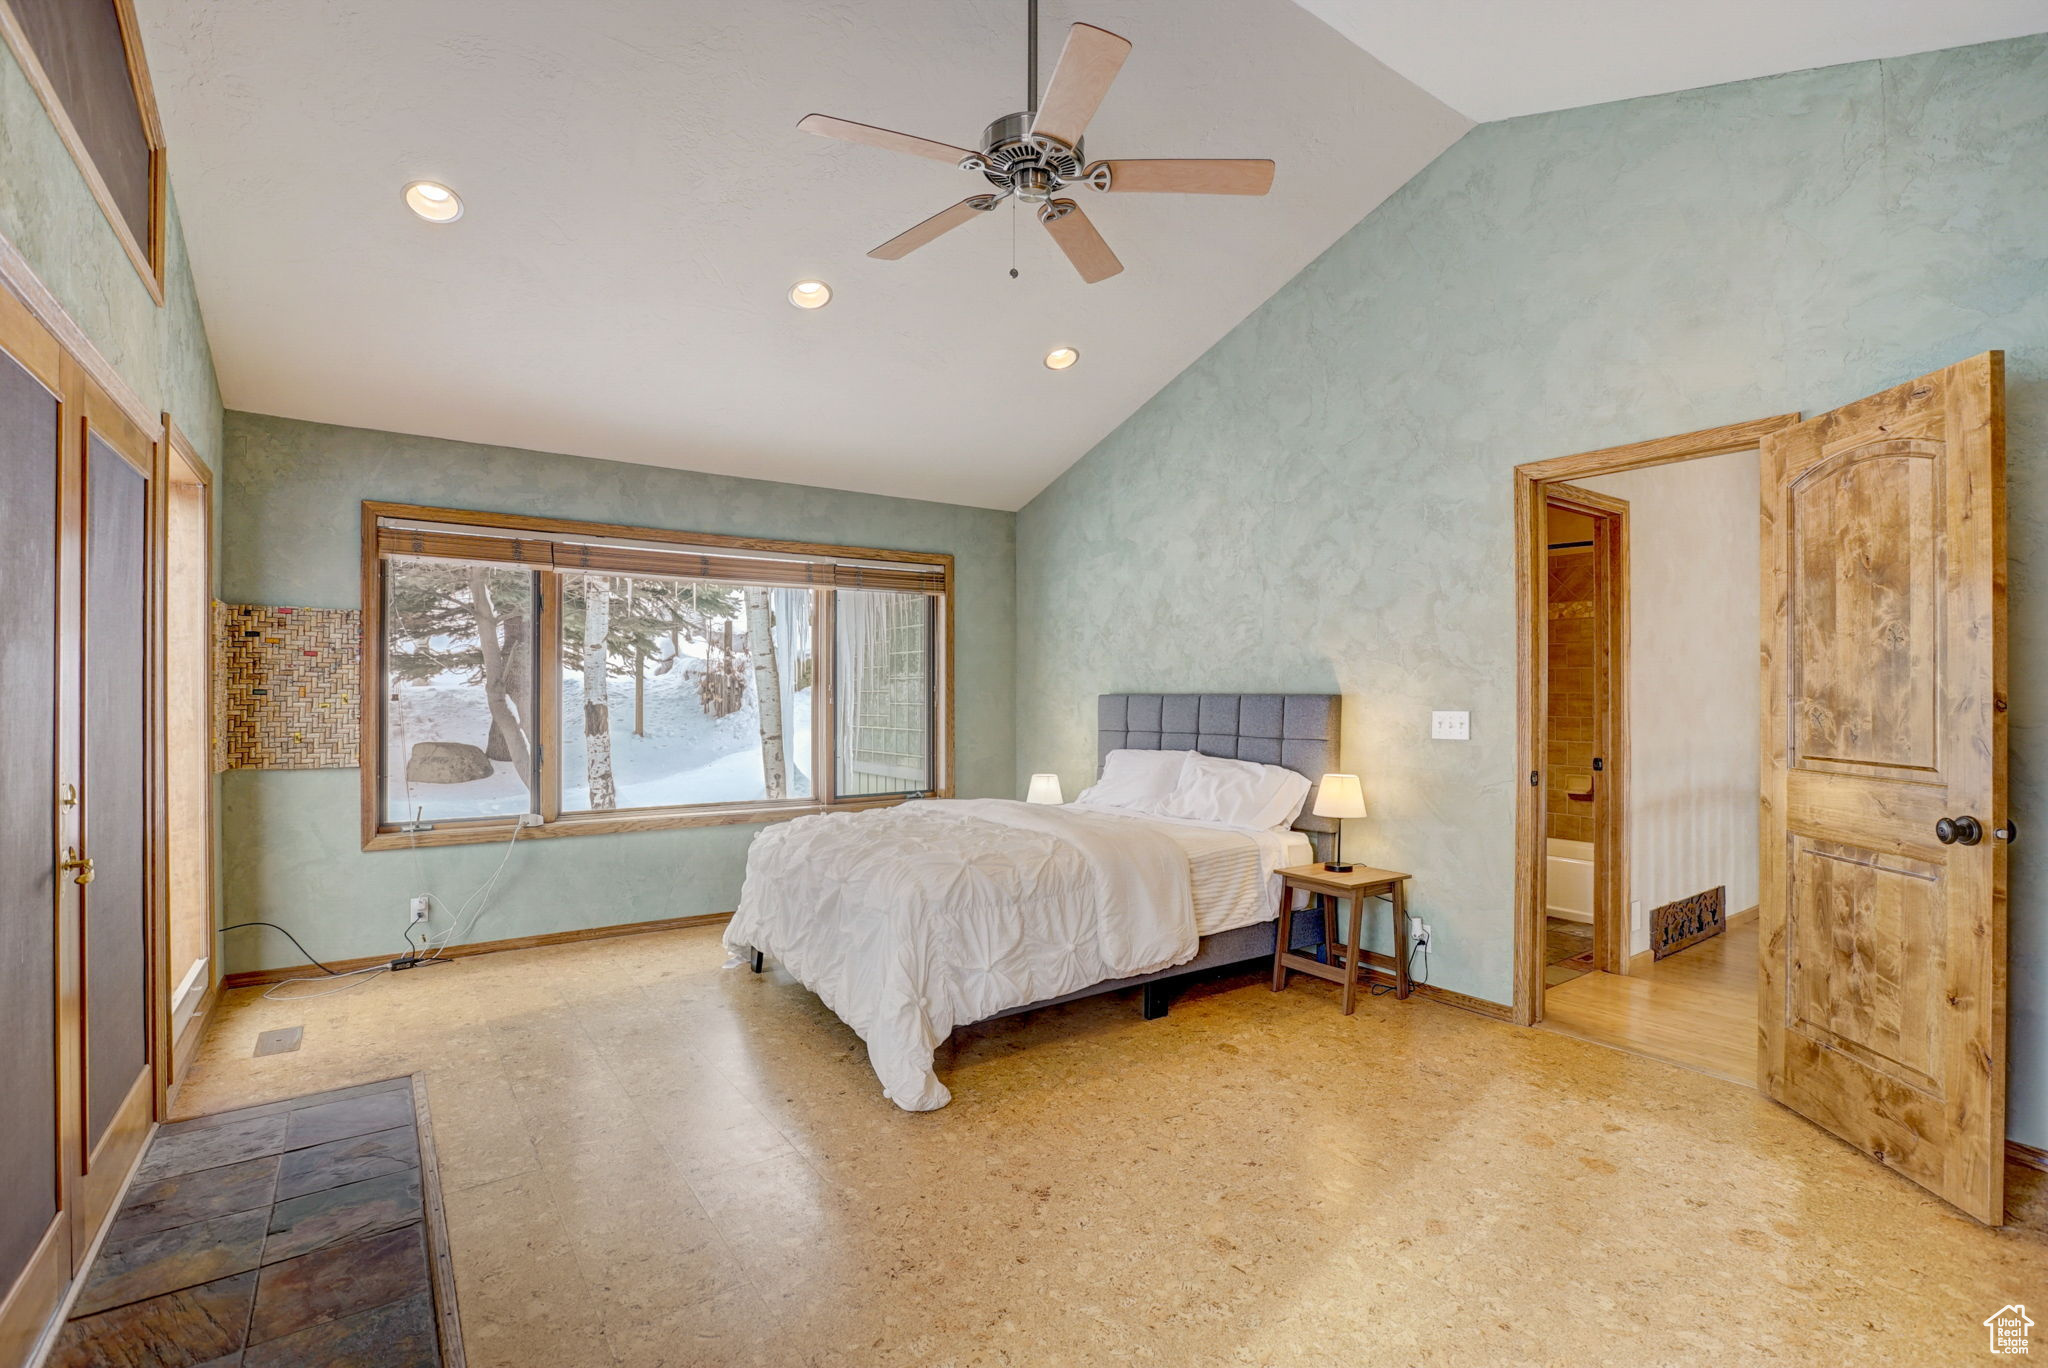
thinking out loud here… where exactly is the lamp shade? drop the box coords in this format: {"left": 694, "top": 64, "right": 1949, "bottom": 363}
{"left": 1311, "top": 773, "right": 1367, "bottom": 820}
{"left": 1026, "top": 773, "right": 1065, "bottom": 805}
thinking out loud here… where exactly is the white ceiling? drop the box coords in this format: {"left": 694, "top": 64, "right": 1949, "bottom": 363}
{"left": 1296, "top": 0, "right": 2048, "bottom": 122}
{"left": 136, "top": 0, "right": 1469, "bottom": 510}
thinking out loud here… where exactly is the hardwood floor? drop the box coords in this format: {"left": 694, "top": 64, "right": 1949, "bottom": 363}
{"left": 170, "top": 921, "right": 2045, "bottom": 1367}
{"left": 1539, "top": 915, "right": 1758, "bottom": 1085}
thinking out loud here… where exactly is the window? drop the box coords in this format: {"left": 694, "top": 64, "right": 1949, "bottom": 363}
{"left": 381, "top": 558, "right": 538, "bottom": 824}
{"left": 558, "top": 575, "right": 814, "bottom": 812}
{"left": 834, "top": 590, "right": 934, "bottom": 798}
{"left": 0, "top": 0, "right": 168, "bottom": 302}
{"left": 362, "top": 504, "right": 950, "bottom": 849}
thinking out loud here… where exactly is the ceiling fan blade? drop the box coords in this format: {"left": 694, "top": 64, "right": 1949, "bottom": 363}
{"left": 1090, "top": 159, "right": 1275, "bottom": 196}
{"left": 797, "top": 114, "right": 973, "bottom": 166}
{"left": 1039, "top": 200, "right": 1122, "bottom": 284}
{"left": 1029, "top": 23, "right": 1131, "bottom": 148}
{"left": 868, "top": 197, "right": 1000, "bottom": 260}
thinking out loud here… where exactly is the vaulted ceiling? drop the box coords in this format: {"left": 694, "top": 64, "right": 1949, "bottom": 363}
{"left": 137, "top": 0, "right": 1467, "bottom": 510}
{"left": 136, "top": 1, "right": 2045, "bottom": 509}
{"left": 1294, "top": 0, "right": 2048, "bottom": 121}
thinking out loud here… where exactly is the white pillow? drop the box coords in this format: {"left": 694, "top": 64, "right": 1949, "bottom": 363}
{"left": 1159, "top": 752, "right": 1311, "bottom": 830}
{"left": 1075, "top": 749, "right": 1191, "bottom": 813}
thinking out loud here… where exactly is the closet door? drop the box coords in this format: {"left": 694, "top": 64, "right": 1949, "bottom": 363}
{"left": 0, "top": 297, "right": 68, "bottom": 1365}
{"left": 68, "top": 365, "right": 156, "bottom": 1244}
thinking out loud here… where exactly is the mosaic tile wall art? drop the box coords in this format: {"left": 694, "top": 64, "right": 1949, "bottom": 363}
{"left": 216, "top": 604, "right": 361, "bottom": 770}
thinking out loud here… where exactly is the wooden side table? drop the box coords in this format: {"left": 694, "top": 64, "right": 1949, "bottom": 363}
{"left": 1270, "top": 864, "right": 1412, "bottom": 1014}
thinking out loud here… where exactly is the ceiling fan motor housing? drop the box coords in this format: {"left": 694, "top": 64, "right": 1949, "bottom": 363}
{"left": 973, "top": 111, "right": 1084, "bottom": 202}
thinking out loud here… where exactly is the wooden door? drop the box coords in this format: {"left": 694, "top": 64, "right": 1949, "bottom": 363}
{"left": 1759, "top": 352, "right": 2008, "bottom": 1223}
{"left": 67, "top": 363, "right": 158, "bottom": 1247}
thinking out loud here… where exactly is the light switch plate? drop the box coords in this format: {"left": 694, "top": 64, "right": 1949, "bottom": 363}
{"left": 1431, "top": 710, "right": 1470, "bottom": 741}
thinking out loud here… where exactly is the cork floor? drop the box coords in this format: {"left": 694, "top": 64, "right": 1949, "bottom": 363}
{"left": 172, "top": 925, "right": 2047, "bottom": 1368}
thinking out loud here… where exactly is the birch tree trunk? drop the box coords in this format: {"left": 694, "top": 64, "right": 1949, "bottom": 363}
{"left": 625, "top": 579, "right": 646, "bottom": 736}
{"left": 744, "top": 588, "right": 786, "bottom": 799}
{"left": 581, "top": 574, "right": 617, "bottom": 810}
{"left": 466, "top": 568, "right": 531, "bottom": 785}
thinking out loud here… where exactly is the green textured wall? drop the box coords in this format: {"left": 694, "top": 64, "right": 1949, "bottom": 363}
{"left": 218, "top": 411, "right": 1016, "bottom": 973}
{"left": 1016, "top": 36, "right": 2048, "bottom": 1145}
{"left": 0, "top": 38, "right": 222, "bottom": 464}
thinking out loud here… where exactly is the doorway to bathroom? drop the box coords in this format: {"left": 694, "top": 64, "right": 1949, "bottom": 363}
{"left": 1511, "top": 358, "right": 2012, "bottom": 1224}
{"left": 1532, "top": 449, "right": 1765, "bottom": 1086}
{"left": 1510, "top": 413, "right": 1790, "bottom": 1089}
{"left": 1536, "top": 486, "right": 1625, "bottom": 990}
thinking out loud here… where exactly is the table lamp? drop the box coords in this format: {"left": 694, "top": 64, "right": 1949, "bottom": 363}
{"left": 1026, "top": 773, "right": 1065, "bottom": 805}
{"left": 1313, "top": 773, "right": 1366, "bottom": 871}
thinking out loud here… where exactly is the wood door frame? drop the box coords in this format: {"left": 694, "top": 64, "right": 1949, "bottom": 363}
{"left": 1540, "top": 482, "right": 1630, "bottom": 978}
{"left": 1512, "top": 413, "right": 1801, "bottom": 1027}
{"left": 67, "top": 357, "right": 162, "bottom": 1256}
{"left": 155, "top": 417, "right": 214, "bottom": 1114}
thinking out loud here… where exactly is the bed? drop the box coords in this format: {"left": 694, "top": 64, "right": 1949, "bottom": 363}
{"left": 725, "top": 693, "right": 1340, "bottom": 1110}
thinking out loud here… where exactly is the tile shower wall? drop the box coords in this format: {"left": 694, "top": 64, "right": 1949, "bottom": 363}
{"left": 1014, "top": 34, "right": 2048, "bottom": 1147}
{"left": 219, "top": 412, "right": 1015, "bottom": 974}
{"left": 1544, "top": 550, "right": 1598, "bottom": 844}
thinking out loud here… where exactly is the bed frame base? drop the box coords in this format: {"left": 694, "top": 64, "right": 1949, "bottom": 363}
{"left": 739, "top": 919, "right": 1328, "bottom": 1023}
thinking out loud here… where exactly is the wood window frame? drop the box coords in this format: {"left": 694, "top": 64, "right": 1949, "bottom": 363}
{"left": 358, "top": 501, "right": 955, "bottom": 852}
{"left": 0, "top": 0, "right": 169, "bottom": 305}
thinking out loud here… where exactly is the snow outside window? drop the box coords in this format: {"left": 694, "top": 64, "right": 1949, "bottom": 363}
{"left": 559, "top": 573, "right": 814, "bottom": 812}
{"left": 383, "top": 557, "right": 540, "bottom": 823}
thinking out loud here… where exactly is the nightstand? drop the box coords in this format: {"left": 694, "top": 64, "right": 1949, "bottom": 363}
{"left": 1269, "top": 864, "right": 1412, "bottom": 1013}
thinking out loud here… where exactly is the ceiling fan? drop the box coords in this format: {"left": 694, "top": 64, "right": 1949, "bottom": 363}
{"left": 798, "top": 1, "right": 1275, "bottom": 284}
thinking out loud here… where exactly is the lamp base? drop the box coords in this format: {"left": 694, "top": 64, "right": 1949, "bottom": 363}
{"left": 1322, "top": 861, "right": 1354, "bottom": 873}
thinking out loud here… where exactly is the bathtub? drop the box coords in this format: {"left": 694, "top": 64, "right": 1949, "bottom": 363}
{"left": 1546, "top": 838, "right": 1595, "bottom": 923}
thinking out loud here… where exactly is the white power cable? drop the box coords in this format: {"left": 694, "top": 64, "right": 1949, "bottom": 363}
{"left": 262, "top": 963, "right": 390, "bottom": 1001}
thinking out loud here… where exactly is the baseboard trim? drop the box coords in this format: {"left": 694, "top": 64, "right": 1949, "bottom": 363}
{"left": 221, "top": 911, "right": 735, "bottom": 988}
{"left": 1361, "top": 950, "right": 1513, "bottom": 1020}
{"left": 2010, "top": 1140, "right": 2048, "bottom": 1175}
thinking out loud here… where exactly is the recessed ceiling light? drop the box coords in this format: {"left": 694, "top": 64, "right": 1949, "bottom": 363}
{"left": 788, "top": 279, "right": 832, "bottom": 309}
{"left": 1043, "top": 347, "right": 1079, "bottom": 371}
{"left": 403, "top": 180, "right": 463, "bottom": 223}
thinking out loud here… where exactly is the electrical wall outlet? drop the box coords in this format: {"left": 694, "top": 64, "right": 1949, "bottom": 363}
{"left": 1431, "top": 710, "right": 1470, "bottom": 740}
{"left": 1410, "top": 917, "right": 1431, "bottom": 949}
{"left": 409, "top": 896, "right": 431, "bottom": 924}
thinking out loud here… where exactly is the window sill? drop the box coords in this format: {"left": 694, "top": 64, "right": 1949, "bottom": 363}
{"left": 361, "top": 792, "right": 936, "bottom": 852}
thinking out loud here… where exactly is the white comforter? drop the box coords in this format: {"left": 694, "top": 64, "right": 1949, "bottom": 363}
{"left": 726, "top": 798, "right": 1197, "bottom": 1110}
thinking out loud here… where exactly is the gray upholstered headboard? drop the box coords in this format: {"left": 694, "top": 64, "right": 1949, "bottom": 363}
{"left": 1096, "top": 694, "right": 1342, "bottom": 834}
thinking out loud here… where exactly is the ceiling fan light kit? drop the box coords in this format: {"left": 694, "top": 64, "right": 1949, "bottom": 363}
{"left": 797, "top": 3, "right": 1274, "bottom": 285}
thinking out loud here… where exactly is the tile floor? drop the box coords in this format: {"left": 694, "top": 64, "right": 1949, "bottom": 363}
{"left": 1542, "top": 915, "right": 1596, "bottom": 986}
{"left": 52, "top": 1077, "right": 443, "bottom": 1367}
{"left": 170, "top": 926, "right": 2047, "bottom": 1367}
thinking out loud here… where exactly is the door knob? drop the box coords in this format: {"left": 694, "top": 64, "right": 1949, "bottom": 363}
{"left": 58, "top": 847, "right": 94, "bottom": 885}
{"left": 1934, "top": 816, "right": 1984, "bottom": 846}
{"left": 1994, "top": 819, "right": 2019, "bottom": 844}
